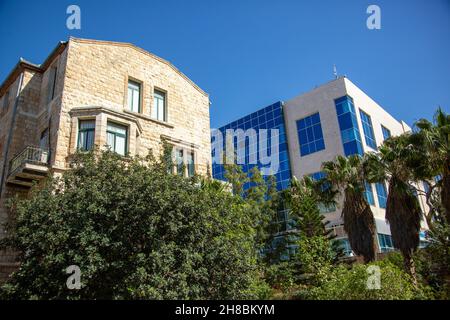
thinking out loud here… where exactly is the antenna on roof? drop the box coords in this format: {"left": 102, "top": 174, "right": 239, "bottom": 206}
{"left": 333, "top": 64, "right": 338, "bottom": 79}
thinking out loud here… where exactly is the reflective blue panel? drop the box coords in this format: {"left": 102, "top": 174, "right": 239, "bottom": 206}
{"left": 364, "top": 182, "right": 375, "bottom": 206}
{"left": 375, "top": 182, "right": 387, "bottom": 208}
{"left": 381, "top": 125, "right": 391, "bottom": 141}
{"left": 211, "top": 101, "right": 291, "bottom": 192}
{"left": 378, "top": 233, "right": 394, "bottom": 252}
{"left": 335, "top": 96, "right": 364, "bottom": 156}
{"left": 296, "top": 112, "right": 325, "bottom": 157}
{"left": 359, "top": 110, "right": 377, "bottom": 149}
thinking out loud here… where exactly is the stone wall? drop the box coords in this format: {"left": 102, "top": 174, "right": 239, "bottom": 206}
{"left": 0, "top": 37, "right": 211, "bottom": 283}
{"left": 56, "top": 38, "right": 211, "bottom": 174}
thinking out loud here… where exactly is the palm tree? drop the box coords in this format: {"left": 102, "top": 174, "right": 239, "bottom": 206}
{"left": 322, "top": 155, "right": 377, "bottom": 263}
{"left": 364, "top": 134, "right": 422, "bottom": 283}
{"left": 415, "top": 108, "right": 450, "bottom": 223}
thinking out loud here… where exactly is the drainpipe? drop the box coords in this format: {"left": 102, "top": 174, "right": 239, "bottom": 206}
{"left": 0, "top": 71, "right": 25, "bottom": 198}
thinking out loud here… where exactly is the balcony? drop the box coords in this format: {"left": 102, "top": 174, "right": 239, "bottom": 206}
{"left": 7, "top": 146, "right": 49, "bottom": 187}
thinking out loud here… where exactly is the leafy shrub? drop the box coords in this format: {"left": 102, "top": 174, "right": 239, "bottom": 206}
{"left": 0, "top": 150, "right": 259, "bottom": 299}
{"left": 296, "top": 261, "right": 433, "bottom": 300}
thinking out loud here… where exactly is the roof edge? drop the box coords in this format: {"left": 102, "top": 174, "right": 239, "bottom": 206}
{"left": 68, "top": 37, "right": 209, "bottom": 98}
{"left": 0, "top": 41, "right": 67, "bottom": 96}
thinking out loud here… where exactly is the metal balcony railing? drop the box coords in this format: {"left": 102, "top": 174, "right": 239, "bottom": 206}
{"left": 9, "top": 146, "right": 49, "bottom": 175}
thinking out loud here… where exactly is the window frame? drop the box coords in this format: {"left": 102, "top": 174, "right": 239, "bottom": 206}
{"left": 375, "top": 182, "right": 388, "bottom": 209}
{"left": 153, "top": 89, "right": 167, "bottom": 122}
{"left": 127, "top": 79, "right": 142, "bottom": 113}
{"left": 187, "top": 151, "right": 195, "bottom": 177}
{"left": 381, "top": 125, "right": 391, "bottom": 141}
{"left": 359, "top": 109, "right": 377, "bottom": 149}
{"left": 364, "top": 181, "right": 376, "bottom": 206}
{"left": 175, "top": 148, "right": 184, "bottom": 176}
{"left": 296, "top": 112, "right": 326, "bottom": 157}
{"left": 77, "top": 119, "right": 96, "bottom": 151}
{"left": 106, "top": 121, "right": 128, "bottom": 156}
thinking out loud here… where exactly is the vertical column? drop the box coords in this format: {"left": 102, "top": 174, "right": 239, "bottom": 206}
{"left": 95, "top": 113, "right": 107, "bottom": 150}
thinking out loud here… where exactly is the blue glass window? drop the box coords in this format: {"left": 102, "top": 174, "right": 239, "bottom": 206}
{"left": 378, "top": 233, "right": 394, "bottom": 252}
{"left": 364, "top": 182, "right": 375, "bottom": 206}
{"left": 381, "top": 125, "right": 391, "bottom": 141}
{"left": 335, "top": 96, "right": 364, "bottom": 156}
{"left": 359, "top": 110, "right": 377, "bottom": 149}
{"left": 375, "top": 182, "right": 388, "bottom": 209}
{"left": 296, "top": 112, "right": 325, "bottom": 156}
{"left": 212, "top": 101, "right": 291, "bottom": 192}
{"left": 308, "top": 171, "right": 336, "bottom": 213}
{"left": 336, "top": 238, "right": 353, "bottom": 257}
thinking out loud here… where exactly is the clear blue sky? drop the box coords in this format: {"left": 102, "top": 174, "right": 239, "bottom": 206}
{"left": 1, "top": 0, "right": 449, "bottom": 128}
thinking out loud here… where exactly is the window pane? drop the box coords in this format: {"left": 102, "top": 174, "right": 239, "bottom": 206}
{"left": 151, "top": 99, "right": 158, "bottom": 119}
{"left": 78, "top": 120, "right": 95, "bottom": 151}
{"left": 127, "top": 88, "right": 133, "bottom": 111}
{"left": 176, "top": 149, "right": 184, "bottom": 176}
{"left": 107, "top": 123, "right": 127, "bottom": 135}
{"left": 115, "top": 136, "right": 126, "bottom": 155}
{"left": 80, "top": 120, "right": 95, "bottom": 130}
{"left": 158, "top": 99, "right": 164, "bottom": 121}
{"left": 78, "top": 131, "right": 86, "bottom": 149}
{"left": 107, "top": 122, "right": 127, "bottom": 155}
{"left": 128, "top": 81, "right": 140, "bottom": 112}
{"left": 86, "top": 131, "right": 95, "bottom": 150}
{"left": 153, "top": 90, "right": 166, "bottom": 121}
{"left": 187, "top": 152, "right": 195, "bottom": 177}
{"left": 107, "top": 132, "right": 115, "bottom": 150}
{"left": 359, "top": 110, "right": 377, "bottom": 149}
{"left": 296, "top": 112, "right": 325, "bottom": 156}
{"left": 132, "top": 89, "right": 140, "bottom": 112}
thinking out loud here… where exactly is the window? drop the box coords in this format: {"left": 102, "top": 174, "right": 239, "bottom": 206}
{"left": 334, "top": 96, "right": 364, "bottom": 156}
{"left": 78, "top": 120, "right": 95, "bottom": 151}
{"left": 296, "top": 112, "right": 325, "bottom": 156}
{"left": 381, "top": 125, "right": 391, "bottom": 141}
{"left": 127, "top": 80, "right": 141, "bottom": 113}
{"left": 106, "top": 122, "right": 127, "bottom": 155}
{"left": 378, "top": 233, "right": 394, "bottom": 252}
{"left": 187, "top": 151, "right": 195, "bottom": 177}
{"left": 336, "top": 238, "right": 353, "bottom": 257}
{"left": 47, "top": 67, "right": 57, "bottom": 103}
{"left": 152, "top": 89, "right": 166, "bottom": 121}
{"left": 39, "top": 128, "right": 49, "bottom": 150}
{"left": 375, "top": 182, "right": 388, "bottom": 209}
{"left": 309, "top": 171, "right": 336, "bottom": 213}
{"left": 359, "top": 110, "right": 377, "bottom": 149}
{"left": 176, "top": 149, "right": 184, "bottom": 176}
{"left": 364, "top": 181, "right": 375, "bottom": 206}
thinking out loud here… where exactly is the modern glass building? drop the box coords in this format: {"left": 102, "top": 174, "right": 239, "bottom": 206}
{"left": 212, "top": 101, "right": 292, "bottom": 191}
{"left": 212, "top": 77, "right": 430, "bottom": 257}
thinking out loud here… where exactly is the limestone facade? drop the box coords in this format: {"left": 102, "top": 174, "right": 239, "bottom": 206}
{"left": 0, "top": 37, "right": 211, "bottom": 281}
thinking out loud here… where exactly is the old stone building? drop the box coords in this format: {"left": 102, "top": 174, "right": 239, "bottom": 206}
{"left": 0, "top": 37, "right": 211, "bottom": 281}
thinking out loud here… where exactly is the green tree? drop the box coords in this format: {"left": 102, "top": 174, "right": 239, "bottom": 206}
{"left": 364, "top": 134, "right": 422, "bottom": 283}
{"left": 415, "top": 107, "right": 450, "bottom": 223}
{"left": 299, "top": 261, "right": 432, "bottom": 300}
{"left": 322, "top": 155, "right": 377, "bottom": 263}
{"left": 287, "top": 177, "right": 326, "bottom": 237}
{"left": 0, "top": 149, "right": 259, "bottom": 299}
{"left": 224, "top": 156, "right": 248, "bottom": 197}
